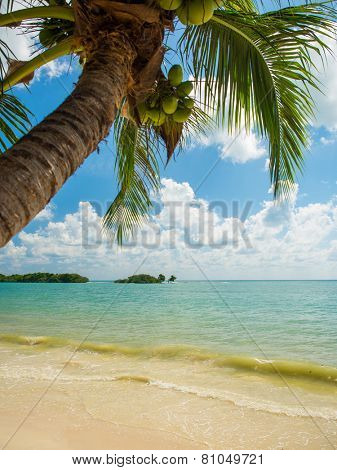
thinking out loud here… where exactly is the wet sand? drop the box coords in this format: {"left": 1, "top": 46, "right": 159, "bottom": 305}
{"left": 0, "top": 344, "right": 336, "bottom": 450}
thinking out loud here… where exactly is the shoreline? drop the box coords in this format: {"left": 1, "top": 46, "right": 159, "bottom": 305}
{"left": 1, "top": 334, "right": 337, "bottom": 386}
{"left": 0, "top": 344, "right": 336, "bottom": 450}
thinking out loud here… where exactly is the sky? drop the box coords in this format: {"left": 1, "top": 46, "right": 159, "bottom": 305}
{"left": 0, "top": 9, "right": 337, "bottom": 280}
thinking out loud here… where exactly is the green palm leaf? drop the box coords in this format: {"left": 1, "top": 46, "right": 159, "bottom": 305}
{"left": 102, "top": 116, "right": 161, "bottom": 245}
{"left": 103, "top": 103, "right": 213, "bottom": 244}
{"left": 0, "top": 93, "right": 31, "bottom": 152}
{"left": 179, "top": 2, "right": 337, "bottom": 196}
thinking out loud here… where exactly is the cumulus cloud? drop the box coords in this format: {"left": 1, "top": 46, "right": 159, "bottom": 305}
{"left": 34, "top": 203, "right": 55, "bottom": 221}
{"left": 320, "top": 136, "right": 335, "bottom": 145}
{"left": 190, "top": 77, "right": 267, "bottom": 164}
{"left": 198, "top": 129, "right": 267, "bottom": 164}
{"left": 1, "top": 179, "right": 337, "bottom": 280}
{"left": 34, "top": 58, "right": 74, "bottom": 82}
{"left": 0, "top": 1, "right": 32, "bottom": 65}
{"left": 0, "top": 28, "right": 31, "bottom": 64}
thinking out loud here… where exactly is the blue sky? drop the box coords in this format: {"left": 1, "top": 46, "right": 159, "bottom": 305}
{"left": 0, "top": 15, "right": 337, "bottom": 280}
{"left": 14, "top": 62, "right": 337, "bottom": 212}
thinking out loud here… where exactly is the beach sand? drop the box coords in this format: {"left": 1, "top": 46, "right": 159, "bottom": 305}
{"left": 0, "top": 343, "right": 336, "bottom": 450}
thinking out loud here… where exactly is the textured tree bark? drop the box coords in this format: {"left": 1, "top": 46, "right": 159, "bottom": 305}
{"left": 0, "top": 33, "right": 136, "bottom": 248}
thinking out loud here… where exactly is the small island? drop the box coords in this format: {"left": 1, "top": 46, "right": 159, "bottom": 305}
{"left": 115, "top": 274, "right": 176, "bottom": 284}
{"left": 0, "top": 273, "right": 89, "bottom": 283}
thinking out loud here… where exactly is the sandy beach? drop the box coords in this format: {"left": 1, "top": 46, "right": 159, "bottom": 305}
{"left": 1, "top": 343, "right": 336, "bottom": 450}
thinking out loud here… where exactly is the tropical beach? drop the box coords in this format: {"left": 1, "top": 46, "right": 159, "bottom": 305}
{"left": 1, "top": 0, "right": 337, "bottom": 459}
{"left": 1, "top": 281, "right": 336, "bottom": 449}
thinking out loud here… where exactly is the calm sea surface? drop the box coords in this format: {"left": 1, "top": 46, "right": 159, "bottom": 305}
{"left": 0, "top": 280, "right": 336, "bottom": 366}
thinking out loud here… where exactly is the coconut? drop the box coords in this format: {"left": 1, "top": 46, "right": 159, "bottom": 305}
{"left": 177, "top": 0, "right": 215, "bottom": 25}
{"left": 158, "top": 0, "right": 183, "bottom": 10}
{"left": 183, "top": 97, "right": 195, "bottom": 109}
{"left": 162, "top": 96, "right": 179, "bottom": 115}
{"left": 147, "top": 109, "right": 166, "bottom": 126}
{"left": 173, "top": 108, "right": 192, "bottom": 123}
{"left": 177, "top": 81, "right": 193, "bottom": 97}
{"left": 168, "top": 64, "right": 183, "bottom": 86}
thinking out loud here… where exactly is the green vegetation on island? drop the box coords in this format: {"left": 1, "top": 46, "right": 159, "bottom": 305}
{"left": 115, "top": 274, "right": 176, "bottom": 284}
{"left": 0, "top": 272, "right": 89, "bottom": 283}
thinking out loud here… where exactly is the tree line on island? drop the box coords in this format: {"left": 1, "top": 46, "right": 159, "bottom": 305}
{"left": 0, "top": 272, "right": 176, "bottom": 284}
{"left": 115, "top": 274, "right": 176, "bottom": 284}
{"left": 0, "top": 273, "right": 89, "bottom": 283}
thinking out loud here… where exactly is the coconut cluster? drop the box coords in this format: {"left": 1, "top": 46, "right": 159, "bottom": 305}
{"left": 158, "top": 0, "right": 216, "bottom": 25}
{"left": 137, "top": 65, "right": 194, "bottom": 126}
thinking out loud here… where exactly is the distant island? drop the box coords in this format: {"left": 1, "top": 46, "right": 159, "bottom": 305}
{"left": 115, "top": 274, "right": 176, "bottom": 284}
{"left": 0, "top": 273, "right": 89, "bottom": 283}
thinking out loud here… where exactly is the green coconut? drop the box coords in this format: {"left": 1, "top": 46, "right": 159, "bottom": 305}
{"left": 183, "top": 97, "right": 195, "bottom": 109}
{"left": 147, "top": 108, "right": 166, "bottom": 126}
{"left": 158, "top": 0, "right": 183, "bottom": 10}
{"left": 177, "top": 0, "right": 215, "bottom": 25}
{"left": 168, "top": 64, "right": 183, "bottom": 86}
{"left": 177, "top": 80, "right": 194, "bottom": 97}
{"left": 162, "top": 96, "right": 179, "bottom": 115}
{"left": 173, "top": 108, "right": 192, "bottom": 123}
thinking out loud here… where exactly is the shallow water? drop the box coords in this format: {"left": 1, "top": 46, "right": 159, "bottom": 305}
{"left": 0, "top": 280, "right": 336, "bottom": 364}
{"left": 0, "top": 281, "right": 336, "bottom": 448}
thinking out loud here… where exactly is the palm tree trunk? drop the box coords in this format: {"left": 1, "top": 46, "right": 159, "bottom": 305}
{"left": 0, "top": 32, "right": 136, "bottom": 248}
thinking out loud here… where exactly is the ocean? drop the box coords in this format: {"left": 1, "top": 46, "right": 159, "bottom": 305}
{"left": 0, "top": 280, "right": 336, "bottom": 449}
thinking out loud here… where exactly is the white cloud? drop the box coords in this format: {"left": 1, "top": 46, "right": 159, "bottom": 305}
{"left": 1, "top": 179, "right": 337, "bottom": 280}
{"left": 320, "top": 136, "right": 335, "bottom": 145}
{"left": 199, "top": 129, "right": 267, "bottom": 164}
{"left": 191, "top": 76, "right": 267, "bottom": 164}
{"left": 34, "top": 203, "right": 55, "bottom": 221}
{"left": 0, "top": 28, "right": 31, "bottom": 64}
{"left": 34, "top": 58, "right": 74, "bottom": 82}
{"left": 0, "top": 2, "right": 32, "bottom": 65}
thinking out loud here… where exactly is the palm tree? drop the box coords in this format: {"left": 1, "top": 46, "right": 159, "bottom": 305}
{"left": 0, "top": 0, "right": 335, "bottom": 247}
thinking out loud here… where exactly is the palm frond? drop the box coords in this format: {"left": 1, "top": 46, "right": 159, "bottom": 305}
{"left": 102, "top": 116, "right": 161, "bottom": 245}
{"left": 103, "top": 95, "right": 213, "bottom": 244}
{"left": 178, "top": 2, "right": 337, "bottom": 196}
{"left": 0, "top": 92, "right": 31, "bottom": 152}
{"left": 2, "top": 38, "right": 76, "bottom": 91}
{"left": 219, "top": 0, "right": 258, "bottom": 13}
{"left": 0, "top": 0, "right": 16, "bottom": 13}
{"left": 0, "top": 39, "right": 14, "bottom": 84}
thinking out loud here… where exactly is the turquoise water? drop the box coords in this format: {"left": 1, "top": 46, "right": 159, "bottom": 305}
{"left": 0, "top": 280, "right": 336, "bottom": 367}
